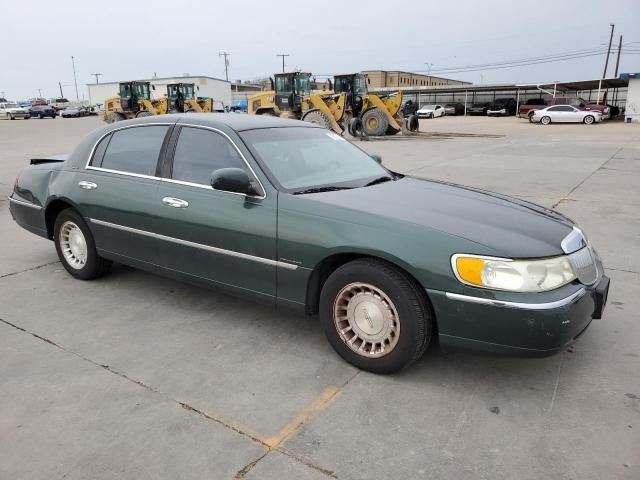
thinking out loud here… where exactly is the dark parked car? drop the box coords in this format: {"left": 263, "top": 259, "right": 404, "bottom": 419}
{"left": 8, "top": 114, "right": 609, "bottom": 373}
{"left": 487, "top": 98, "right": 517, "bottom": 116}
{"left": 29, "top": 105, "right": 57, "bottom": 119}
{"left": 444, "top": 103, "right": 465, "bottom": 115}
{"left": 467, "top": 102, "right": 490, "bottom": 115}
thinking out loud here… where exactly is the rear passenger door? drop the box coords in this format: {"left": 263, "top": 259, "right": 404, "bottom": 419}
{"left": 75, "top": 124, "right": 172, "bottom": 265}
{"left": 154, "top": 124, "right": 278, "bottom": 301}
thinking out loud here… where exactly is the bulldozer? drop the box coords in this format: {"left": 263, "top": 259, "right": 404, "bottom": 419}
{"left": 103, "top": 81, "right": 168, "bottom": 123}
{"left": 166, "top": 83, "right": 218, "bottom": 113}
{"left": 331, "top": 73, "right": 417, "bottom": 136}
{"left": 248, "top": 71, "right": 348, "bottom": 134}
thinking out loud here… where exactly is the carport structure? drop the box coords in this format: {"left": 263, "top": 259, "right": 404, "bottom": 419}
{"left": 371, "top": 77, "right": 630, "bottom": 116}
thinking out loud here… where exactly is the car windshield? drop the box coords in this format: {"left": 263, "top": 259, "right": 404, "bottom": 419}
{"left": 240, "top": 127, "right": 391, "bottom": 192}
{"left": 421, "top": 105, "right": 436, "bottom": 110}
{"left": 4, "top": 103, "right": 19, "bottom": 108}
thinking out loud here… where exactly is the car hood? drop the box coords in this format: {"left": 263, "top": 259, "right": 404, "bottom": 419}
{"left": 301, "top": 177, "right": 574, "bottom": 258}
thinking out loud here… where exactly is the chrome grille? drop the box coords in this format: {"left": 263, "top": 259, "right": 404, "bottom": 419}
{"left": 568, "top": 247, "right": 598, "bottom": 285}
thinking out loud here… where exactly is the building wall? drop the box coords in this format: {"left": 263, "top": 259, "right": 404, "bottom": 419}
{"left": 87, "top": 76, "right": 232, "bottom": 108}
{"left": 362, "top": 70, "right": 469, "bottom": 89}
{"left": 625, "top": 78, "right": 640, "bottom": 123}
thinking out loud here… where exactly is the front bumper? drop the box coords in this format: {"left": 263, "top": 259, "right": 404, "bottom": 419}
{"left": 487, "top": 109, "right": 507, "bottom": 116}
{"left": 428, "top": 275, "right": 610, "bottom": 356}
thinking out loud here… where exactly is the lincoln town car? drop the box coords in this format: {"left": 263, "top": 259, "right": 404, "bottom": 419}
{"left": 8, "top": 114, "right": 610, "bottom": 373}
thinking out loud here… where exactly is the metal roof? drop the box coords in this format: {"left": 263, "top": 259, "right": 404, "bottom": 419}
{"left": 85, "top": 75, "right": 230, "bottom": 87}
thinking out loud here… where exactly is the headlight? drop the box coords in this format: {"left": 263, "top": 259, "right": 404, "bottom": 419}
{"left": 452, "top": 254, "right": 576, "bottom": 292}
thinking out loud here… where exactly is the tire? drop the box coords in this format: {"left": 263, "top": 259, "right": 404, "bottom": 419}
{"left": 540, "top": 116, "right": 551, "bottom": 125}
{"left": 136, "top": 111, "right": 153, "bottom": 118}
{"left": 319, "top": 259, "right": 432, "bottom": 374}
{"left": 406, "top": 114, "right": 419, "bottom": 132}
{"left": 583, "top": 115, "right": 594, "bottom": 125}
{"left": 347, "top": 117, "right": 364, "bottom": 137}
{"left": 361, "top": 108, "right": 389, "bottom": 136}
{"left": 302, "top": 109, "right": 332, "bottom": 130}
{"left": 39, "top": 113, "right": 44, "bottom": 119}
{"left": 54, "top": 209, "right": 112, "bottom": 280}
{"left": 10, "top": 114, "right": 14, "bottom": 120}
{"left": 528, "top": 111, "right": 536, "bottom": 123}
{"left": 106, "top": 112, "right": 125, "bottom": 123}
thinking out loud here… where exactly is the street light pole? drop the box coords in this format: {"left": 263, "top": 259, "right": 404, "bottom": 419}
{"left": 71, "top": 56, "right": 79, "bottom": 101}
{"left": 276, "top": 54, "right": 290, "bottom": 73}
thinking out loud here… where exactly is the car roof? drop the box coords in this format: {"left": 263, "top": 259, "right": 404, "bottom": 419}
{"left": 108, "top": 113, "right": 322, "bottom": 132}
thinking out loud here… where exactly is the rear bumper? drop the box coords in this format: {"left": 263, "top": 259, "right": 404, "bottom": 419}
{"left": 7, "top": 195, "right": 48, "bottom": 238}
{"left": 428, "top": 276, "right": 610, "bottom": 356}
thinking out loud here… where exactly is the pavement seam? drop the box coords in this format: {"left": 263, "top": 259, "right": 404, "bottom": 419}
{"left": 0, "top": 316, "right": 347, "bottom": 478}
{"left": 234, "top": 451, "right": 270, "bottom": 479}
{"left": 551, "top": 146, "right": 623, "bottom": 209}
{"left": 0, "top": 261, "right": 60, "bottom": 279}
{"left": 605, "top": 267, "right": 640, "bottom": 275}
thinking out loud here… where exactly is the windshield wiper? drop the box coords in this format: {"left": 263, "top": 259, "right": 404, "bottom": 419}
{"left": 364, "top": 175, "right": 394, "bottom": 187}
{"left": 292, "top": 186, "right": 352, "bottom": 195}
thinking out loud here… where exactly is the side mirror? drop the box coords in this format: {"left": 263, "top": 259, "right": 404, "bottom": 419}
{"left": 210, "top": 168, "right": 258, "bottom": 196}
{"left": 370, "top": 154, "right": 382, "bottom": 164}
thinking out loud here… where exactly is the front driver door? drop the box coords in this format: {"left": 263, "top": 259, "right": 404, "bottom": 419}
{"left": 154, "top": 124, "right": 277, "bottom": 302}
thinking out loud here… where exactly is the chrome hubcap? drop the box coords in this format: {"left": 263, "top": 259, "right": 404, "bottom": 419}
{"left": 333, "top": 283, "right": 400, "bottom": 358}
{"left": 60, "top": 221, "right": 87, "bottom": 269}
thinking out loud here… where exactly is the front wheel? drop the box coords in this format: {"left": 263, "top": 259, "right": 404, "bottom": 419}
{"left": 54, "top": 209, "right": 112, "bottom": 280}
{"left": 583, "top": 115, "right": 595, "bottom": 125}
{"left": 319, "top": 259, "right": 432, "bottom": 374}
{"left": 540, "top": 116, "right": 551, "bottom": 125}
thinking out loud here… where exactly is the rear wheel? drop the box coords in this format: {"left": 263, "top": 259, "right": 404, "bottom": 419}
{"left": 9, "top": 114, "right": 15, "bottom": 120}
{"left": 361, "top": 108, "right": 389, "bottom": 136}
{"left": 528, "top": 111, "right": 536, "bottom": 122}
{"left": 302, "top": 109, "right": 332, "bottom": 130}
{"left": 106, "top": 112, "right": 125, "bottom": 123}
{"left": 406, "top": 114, "right": 419, "bottom": 132}
{"left": 54, "top": 209, "right": 112, "bottom": 280}
{"left": 39, "top": 113, "right": 44, "bottom": 119}
{"left": 583, "top": 115, "right": 595, "bottom": 125}
{"left": 319, "top": 259, "right": 432, "bottom": 374}
{"left": 540, "top": 116, "right": 551, "bottom": 125}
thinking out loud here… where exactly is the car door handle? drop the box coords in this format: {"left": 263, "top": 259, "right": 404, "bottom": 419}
{"left": 162, "top": 197, "right": 189, "bottom": 208}
{"left": 78, "top": 181, "right": 98, "bottom": 190}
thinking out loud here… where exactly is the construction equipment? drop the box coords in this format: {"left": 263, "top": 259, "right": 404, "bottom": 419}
{"left": 166, "top": 83, "right": 218, "bottom": 113}
{"left": 332, "top": 73, "right": 417, "bottom": 136}
{"left": 103, "top": 81, "right": 168, "bottom": 123}
{"left": 248, "top": 71, "right": 347, "bottom": 134}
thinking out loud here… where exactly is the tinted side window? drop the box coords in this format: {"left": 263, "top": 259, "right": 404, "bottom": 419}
{"left": 559, "top": 106, "right": 574, "bottom": 112}
{"left": 101, "top": 126, "right": 168, "bottom": 176}
{"left": 548, "top": 106, "right": 562, "bottom": 112}
{"left": 171, "top": 127, "right": 245, "bottom": 185}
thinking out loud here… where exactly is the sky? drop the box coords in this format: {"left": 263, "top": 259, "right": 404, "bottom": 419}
{"left": 1, "top": 0, "right": 639, "bottom": 101}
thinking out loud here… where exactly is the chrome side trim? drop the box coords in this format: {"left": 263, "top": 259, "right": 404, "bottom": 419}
{"left": 84, "top": 122, "right": 267, "bottom": 200}
{"left": 443, "top": 288, "right": 586, "bottom": 310}
{"left": 89, "top": 218, "right": 298, "bottom": 270}
{"left": 7, "top": 195, "right": 43, "bottom": 210}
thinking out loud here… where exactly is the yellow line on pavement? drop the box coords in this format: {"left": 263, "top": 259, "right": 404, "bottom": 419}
{"left": 263, "top": 386, "right": 342, "bottom": 448}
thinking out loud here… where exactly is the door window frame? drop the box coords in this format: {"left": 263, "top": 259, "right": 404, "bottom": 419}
{"left": 162, "top": 124, "right": 267, "bottom": 199}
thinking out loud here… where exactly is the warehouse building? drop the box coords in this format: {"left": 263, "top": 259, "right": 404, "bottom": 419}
{"left": 87, "top": 75, "right": 232, "bottom": 109}
{"left": 362, "top": 70, "right": 470, "bottom": 88}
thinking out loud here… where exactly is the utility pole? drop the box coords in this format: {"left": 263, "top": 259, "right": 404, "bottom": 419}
{"left": 90, "top": 73, "right": 102, "bottom": 84}
{"left": 1, "top": 91, "right": 6, "bottom": 100}
{"left": 276, "top": 54, "right": 290, "bottom": 73}
{"left": 71, "top": 56, "right": 79, "bottom": 101}
{"left": 58, "top": 82, "right": 64, "bottom": 98}
{"left": 37, "top": 88, "right": 43, "bottom": 98}
{"left": 614, "top": 34, "right": 623, "bottom": 78}
{"left": 602, "top": 24, "right": 615, "bottom": 78}
{"left": 218, "top": 52, "right": 230, "bottom": 81}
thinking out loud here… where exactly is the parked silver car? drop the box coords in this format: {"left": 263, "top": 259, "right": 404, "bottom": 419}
{"left": 531, "top": 105, "right": 602, "bottom": 125}
{"left": 0, "top": 102, "right": 30, "bottom": 120}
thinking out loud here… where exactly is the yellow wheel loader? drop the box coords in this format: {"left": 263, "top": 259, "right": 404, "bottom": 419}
{"left": 248, "top": 72, "right": 347, "bottom": 134}
{"left": 332, "top": 73, "right": 418, "bottom": 136}
{"left": 166, "top": 83, "right": 220, "bottom": 113}
{"left": 103, "top": 81, "right": 168, "bottom": 123}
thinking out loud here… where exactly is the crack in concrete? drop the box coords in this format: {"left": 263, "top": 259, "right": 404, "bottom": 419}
{"left": 0, "top": 316, "right": 349, "bottom": 479}
{"left": 605, "top": 267, "right": 640, "bottom": 275}
{"left": 0, "top": 261, "right": 60, "bottom": 279}
{"left": 552, "top": 147, "right": 623, "bottom": 209}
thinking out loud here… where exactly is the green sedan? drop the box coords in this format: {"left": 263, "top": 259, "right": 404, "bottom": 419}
{"left": 8, "top": 114, "right": 610, "bottom": 373}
